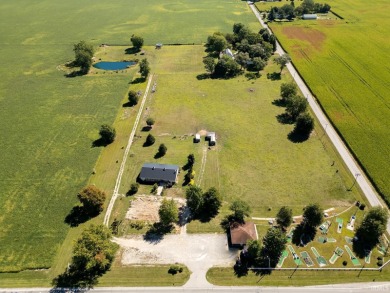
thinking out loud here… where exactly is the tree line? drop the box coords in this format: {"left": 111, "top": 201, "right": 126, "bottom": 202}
{"left": 267, "top": 0, "right": 331, "bottom": 21}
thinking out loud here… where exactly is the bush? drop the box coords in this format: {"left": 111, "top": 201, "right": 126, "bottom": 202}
{"left": 151, "top": 183, "right": 158, "bottom": 194}
{"left": 146, "top": 118, "right": 155, "bottom": 127}
{"left": 359, "top": 203, "right": 366, "bottom": 210}
{"left": 294, "top": 112, "right": 314, "bottom": 135}
{"left": 158, "top": 144, "right": 167, "bottom": 156}
{"left": 168, "top": 265, "right": 183, "bottom": 275}
{"left": 145, "top": 134, "right": 156, "bottom": 146}
{"left": 377, "top": 260, "right": 383, "bottom": 266}
{"left": 99, "top": 124, "right": 116, "bottom": 144}
{"left": 342, "top": 260, "right": 347, "bottom": 266}
{"left": 129, "top": 220, "right": 144, "bottom": 230}
{"left": 127, "top": 183, "right": 139, "bottom": 196}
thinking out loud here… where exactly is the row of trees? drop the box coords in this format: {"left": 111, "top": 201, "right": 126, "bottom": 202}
{"left": 203, "top": 23, "right": 277, "bottom": 78}
{"left": 267, "top": 0, "right": 331, "bottom": 21}
{"left": 278, "top": 82, "right": 315, "bottom": 138}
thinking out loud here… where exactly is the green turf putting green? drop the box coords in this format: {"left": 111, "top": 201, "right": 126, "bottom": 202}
{"left": 329, "top": 247, "right": 344, "bottom": 264}
{"left": 277, "top": 250, "right": 289, "bottom": 268}
{"left": 288, "top": 245, "right": 302, "bottom": 266}
{"left": 300, "top": 251, "right": 314, "bottom": 267}
{"left": 344, "top": 245, "right": 361, "bottom": 266}
{"left": 311, "top": 247, "right": 327, "bottom": 267}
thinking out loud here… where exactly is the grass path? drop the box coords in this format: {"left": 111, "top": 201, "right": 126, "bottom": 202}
{"left": 103, "top": 75, "right": 154, "bottom": 226}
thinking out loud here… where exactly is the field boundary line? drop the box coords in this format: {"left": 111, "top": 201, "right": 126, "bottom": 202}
{"left": 247, "top": 2, "right": 390, "bottom": 234}
{"left": 103, "top": 74, "right": 154, "bottom": 226}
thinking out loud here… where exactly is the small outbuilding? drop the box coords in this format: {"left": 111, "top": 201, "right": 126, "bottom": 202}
{"left": 229, "top": 222, "right": 258, "bottom": 248}
{"left": 205, "top": 132, "right": 216, "bottom": 146}
{"left": 155, "top": 43, "right": 163, "bottom": 49}
{"left": 194, "top": 133, "right": 201, "bottom": 143}
{"left": 302, "top": 14, "right": 318, "bottom": 20}
{"left": 139, "top": 163, "right": 179, "bottom": 185}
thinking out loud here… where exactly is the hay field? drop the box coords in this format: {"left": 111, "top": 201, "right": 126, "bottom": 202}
{"left": 0, "top": 0, "right": 258, "bottom": 272}
{"left": 269, "top": 0, "right": 390, "bottom": 203}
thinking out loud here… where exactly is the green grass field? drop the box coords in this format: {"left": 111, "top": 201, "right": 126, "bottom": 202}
{"left": 0, "top": 0, "right": 259, "bottom": 273}
{"left": 268, "top": 0, "right": 390, "bottom": 203}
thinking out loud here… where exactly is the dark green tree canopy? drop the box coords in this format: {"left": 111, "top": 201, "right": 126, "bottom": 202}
{"left": 128, "top": 90, "right": 139, "bottom": 106}
{"left": 206, "top": 33, "right": 228, "bottom": 53}
{"left": 276, "top": 206, "right": 293, "bottom": 230}
{"left": 262, "top": 227, "right": 287, "bottom": 266}
{"left": 203, "top": 187, "right": 222, "bottom": 218}
{"left": 159, "top": 198, "right": 179, "bottom": 226}
{"left": 130, "top": 34, "right": 144, "bottom": 50}
{"left": 230, "top": 199, "right": 251, "bottom": 223}
{"left": 146, "top": 117, "right": 155, "bottom": 126}
{"left": 158, "top": 143, "right": 167, "bottom": 156}
{"left": 203, "top": 56, "right": 216, "bottom": 74}
{"left": 139, "top": 59, "right": 150, "bottom": 78}
{"left": 303, "top": 203, "right": 323, "bottom": 228}
{"left": 294, "top": 112, "right": 315, "bottom": 135}
{"left": 99, "top": 124, "right": 116, "bottom": 144}
{"left": 274, "top": 54, "right": 291, "bottom": 72}
{"left": 186, "top": 185, "right": 203, "bottom": 216}
{"left": 286, "top": 95, "right": 308, "bottom": 120}
{"left": 145, "top": 133, "right": 155, "bottom": 146}
{"left": 73, "top": 41, "right": 94, "bottom": 74}
{"left": 356, "top": 207, "right": 388, "bottom": 246}
{"left": 280, "top": 82, "right": 297, "bottom": 101}
{"left": 77, "top": 185, "right": 106, "bottom": 215}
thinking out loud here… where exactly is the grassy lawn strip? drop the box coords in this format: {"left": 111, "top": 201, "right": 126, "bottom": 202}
{"left": 98, "top": 265, "right": 190, "bottom": 287}
{"left": 207, "top": 266, "right": 390, "bottom": 286}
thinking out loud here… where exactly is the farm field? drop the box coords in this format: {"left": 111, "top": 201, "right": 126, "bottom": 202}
{"left": 0, "top": 0, "right": 260, "bottom": 273}
{"left": 268, "top": 0, "right": 390, "bottom": 204}
{"left": 106, "top": 44, "right": 360, "bottom": 237}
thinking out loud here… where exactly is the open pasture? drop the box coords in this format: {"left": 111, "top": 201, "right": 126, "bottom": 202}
{"left": 269, "top": 0, "right": 390, "bottom": 203}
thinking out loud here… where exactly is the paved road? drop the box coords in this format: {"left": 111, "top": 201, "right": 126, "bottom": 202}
{"left": 248, "top": 3, "right": 390, "bottom": 233}
{"left": 103, "top": 75, "right": 154, "bottom": 226}
{"left": 2, "top": 282, "right": 390, "bottom": 293}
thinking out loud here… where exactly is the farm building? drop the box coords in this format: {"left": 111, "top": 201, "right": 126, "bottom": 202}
{"left": 302, "top": 14, "right": 318, "bottom": 20}
{"left": 205, "top": 132, "right": 216, "bottom": 146}
{"left": 230, "top": 222, "right": 258, "bottom": 247}
{"left": 155, "top": 43, "right": 163, "bottom": 49}
{"left": 139, "top": 163, "right": 179, "bottom": 185}
{"left": 194, "top": 133, "right": 201, "bottom": 143}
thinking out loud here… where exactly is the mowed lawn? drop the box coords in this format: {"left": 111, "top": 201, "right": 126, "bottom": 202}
{"left": 117, "top": 45, "right": 356, "bottom": 230}
{"left": 0, "top": 0, "right": 261, "bottom": 272}
{"left": 268, "top": 0, "right": 390, "bottom": 203}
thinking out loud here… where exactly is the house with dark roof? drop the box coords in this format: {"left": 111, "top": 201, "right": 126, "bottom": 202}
{"left": 229, "top": 222, "right": 258, "bottom": 247}
{"left": 139, "top": 163, "right": 179, "bottom": 185}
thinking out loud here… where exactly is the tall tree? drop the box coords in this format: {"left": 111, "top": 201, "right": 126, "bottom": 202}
{"left": 128, "top": 90, "right": 139, "bottom": 106}
{"left": 230, "top": 200, "right": 251, "bottom": 223}
{"left": 280, "top": 82, "right": 297, "bottom": 102}
{"left": 276, "top": 206, "right": 293, "bottom": 230}
{"left": 139, "top": 59, "right": 150, "bottom": 79}
{"left": 77, "top": 186, "right": 106, "bottom": 216}
{"left": 99, "top": 124, "right": 116, "bottom": 144}
{"left": 302, "top": 204, "right": 323, "bottom": 228}
{"left": 73, "top": 41, "right": 94, "bottom": 74}
{"left": 355, "top": 207, "right": 388, "bottom": 247}
{"left": 203, "top": 187, "right": 222, "bottom": 218}
{"left": 159, "top": 198, "right": 179, "bottom": 226}
{"left": 262, "top": 227, "right": 287, "bottom": 266}
{"left": 286, "top": 95, "right": 308, "bottom": 120}
{"left": 274, "top": 54, "right": 291, "bottom": 72}
{"left": 203, "top": 56, "right": 216, "bottom": 74}
{"left": 186, "top": 185, "right": 203, "bottom": 217}
{"left": 158, "top": 143, "right": 167, "bottom": 156}
{"left": 130, "top": 35, "right": 144, "bottom": 50}
{"left": 294, "top": 112, "right": 314, "bottom": 135}
{"left": 246, "top": 239, "right": 262, "bottom": 266}
{"left": 206, "top": 33, "right": 228, "bottom": 53}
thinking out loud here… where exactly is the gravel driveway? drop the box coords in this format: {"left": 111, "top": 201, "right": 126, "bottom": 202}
{"left": 115, "top": 234, "right": 238, "bottom": 287}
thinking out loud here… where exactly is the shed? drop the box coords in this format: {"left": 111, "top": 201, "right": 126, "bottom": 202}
{"left": 224, "top": 48, "right": 234, "bottom": 59}
{"left": 139, "top": 163, "right": 179, "bottom": 185}
{"left": 155, "top": 43, "right": 163, "bottom": 49}
{"left": 194, "top": 133, "right": 201, "bottom": 143}
{"left": 230, "top": 222, "right": 258, "bottom": 247}
{"left": 302, "top": 14, "right": 318, "bottom": 20}
{"left": 205, "top": 132, "right": 216, "bottom": 146}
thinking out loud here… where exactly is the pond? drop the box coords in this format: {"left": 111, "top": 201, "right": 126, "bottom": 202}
{"left": 93, "top": 61, "right": 136, "bottom": 71}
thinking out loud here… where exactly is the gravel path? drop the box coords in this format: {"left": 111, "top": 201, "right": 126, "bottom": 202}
{"left": 248, "top": 3, "right": 390, "bottom": 233}
{"left": 115, "top": 234, "right": 237, "bottom": 288}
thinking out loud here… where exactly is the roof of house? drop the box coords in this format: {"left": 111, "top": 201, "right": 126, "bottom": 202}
{"left": 230, "top": 222, "right": 258, "bottom": 245}
{"left": 139, "top": 163, "right": 179, "bottom": 182}
{"left": 303, "top": 14, "right": 318, "bottom": 18}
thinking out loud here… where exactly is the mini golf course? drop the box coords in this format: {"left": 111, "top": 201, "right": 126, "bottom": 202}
{"left": 311, "top": 247, "right": 327, "bottom": 267}
{"left": 329, "top": 247, "right": 344, "bottom": 264}
{"left": 344, "top": 245, "right": 361, "bottom": 266}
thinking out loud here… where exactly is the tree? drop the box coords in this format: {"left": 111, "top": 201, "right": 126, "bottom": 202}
{"left": 355, "top": 207, "right": 388, "bottom": 247}
{"left": 280, "top": 4, "right": 295, "bottom": 20}
{"left": 77, "top": 186, "right": 106, "bottom": 215}
{"left": 214, "top": 56, "right": 241, "bottom": 78}
{"left": 186, "top": 185, "right": 203, "bottom": 217}
{"left": 203, "top": 187, "right": 222, "bottom": 218}
{"left": 146, "top": 117, "right": 155, "bottom": 127}
{"left": 130, "top": 35, "right": 144, "bottom": 50}
{"left": 276, "top": 206, "right": 293, "bottom": 230}
{"left": 235, "top": 52, "right": 250, "bottom": 69}
{"left": 203, "top": 56, "right": 216, "bottom": 74}
{"left": 145, "top": 134, "right": 155, "bottom": 146}
{"left": 139, "top": 59, "right": 150, "bottom": 79}
{"left": 159, "top": 198, "right": 179, "bottom": 226}
{"left": 128, "top": 90, "right": 139, "bottom": 106}
{"left": 230, "top": 199, "right": 251, "bottom": 223}
{"left": 274, "top": 54, "right": 291, "bottom": 72}
{"left": 72, "top": 225, "right": 118, "bottom": 275}
{"left": 73, "top": 41, "right": 94, "bottom": 74}
{"left": 246, "top": 239, "right": 262, "bottom": 266}
{"left": 206, "top": 33, "right": 228, "bottom": 53}
{"left": 158, "top": 143, "right": 167, "bottom": 156}
{"left": 262, "top": 227, "right": 287, "bottom": 266}
{"left": 302, "top": 204, "right": 323, "bottom": 228}
{"left": 280, "top": 82, "right": 297, "bottom": 101}
{"left": 300, "top": 0, "right": 315, "bottom": 14}
{"left": 250, "top": 57, "right": 267, "bottom": 72}
{"left": 286, "top": 95, "right": 308, "bottom": 120}
{"left": 127, "top": 183, "right": 139, "bottom": 196}
{"left": 294, "top": 112, "right": 314, "bottom": 136}
{"left": 187, "top": 154, "right": 195, "bottom": 167}
{"left": 99, "top": 124, "right": 116, "bottom": 144}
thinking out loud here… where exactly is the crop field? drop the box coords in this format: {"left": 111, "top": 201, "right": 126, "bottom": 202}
{"left": 107, "top": 44, "right": 359, "bottom": 237}
{"left": 268, "top": 0, "right": 390, "bottom": 203}
{"left": 0, "top": 0, "right": 260, "bottom": 273}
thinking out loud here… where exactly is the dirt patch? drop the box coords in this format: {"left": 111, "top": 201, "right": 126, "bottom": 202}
{"left": 282, "top": 26, "right": 326, "bottom": 51}
{"left": 125, "top": 195, "right": 186, "bottom": 223}
{"left": 197, "top": 129, "right": 208, "bottom": 136}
